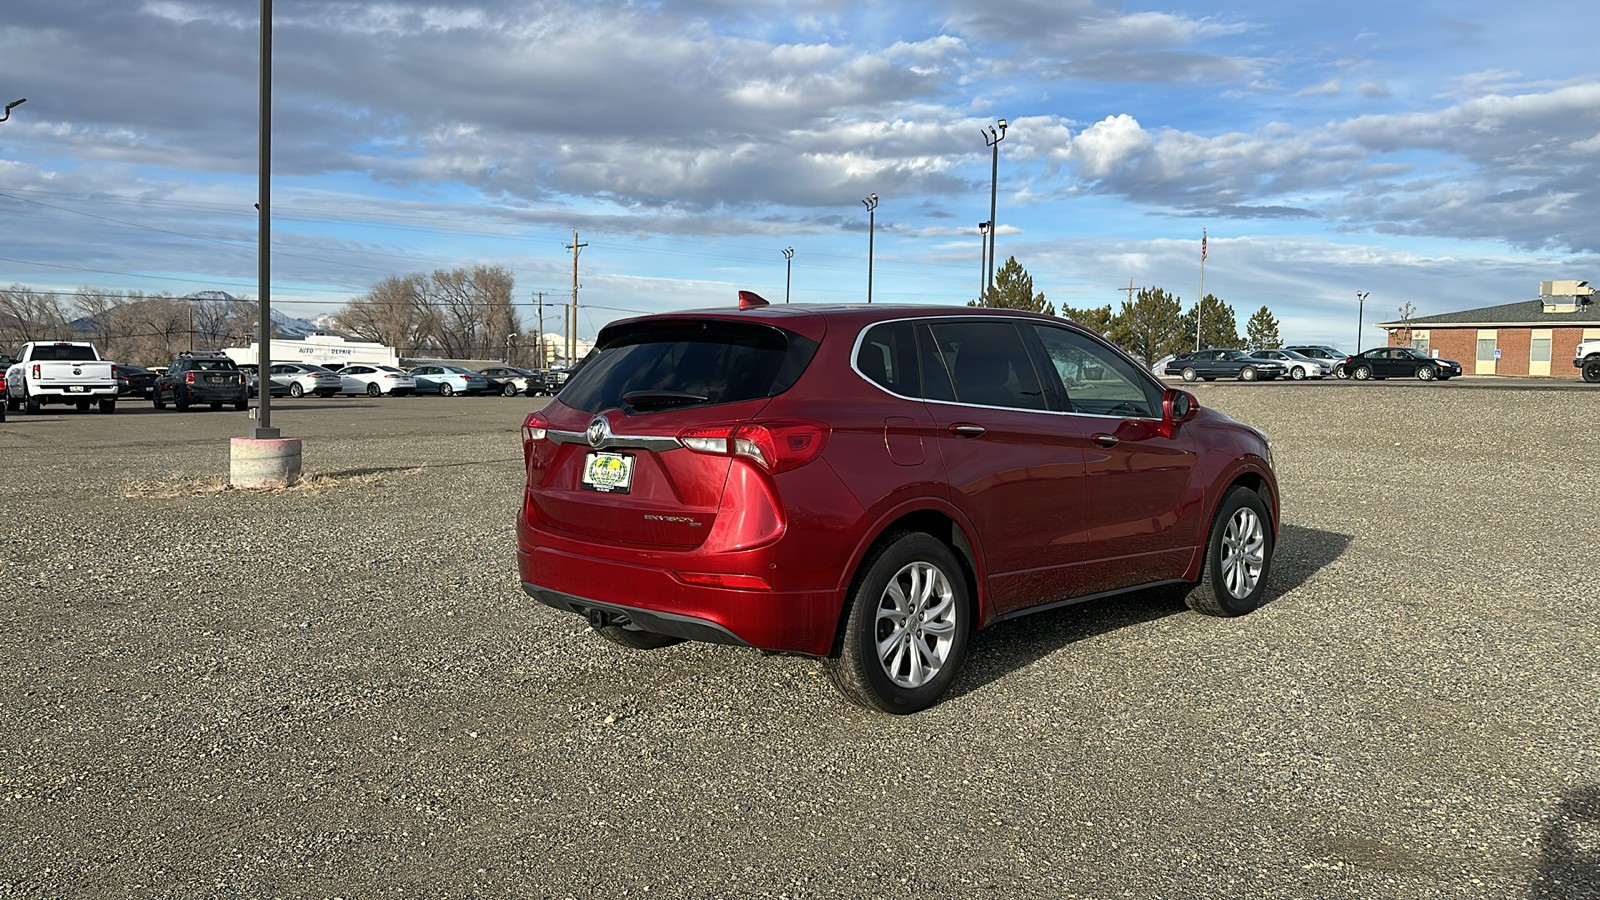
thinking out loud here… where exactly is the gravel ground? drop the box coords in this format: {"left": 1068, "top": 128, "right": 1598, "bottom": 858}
{"left": 0, "top": 384, "right": 1596, "bottom": 899}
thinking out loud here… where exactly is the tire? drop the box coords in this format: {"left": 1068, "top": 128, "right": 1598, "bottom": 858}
{"left": 502, "top": 383, "right": 519, "bottom": 397}
{"left": 823, "top": 532, "right": 971, "bottom": 714}
{"left": 1182, "top": 486, "right": 1273, "bottom": 617}
{"left": 98, "top": 399, "right": 115, "bottom": 414}
{"left": 288, "top": 382, "right": 304, "bottom": 398}
{"left": 174, "top": 391, "right": 190, "bottom": 411}
{"left": 1352, "top": 365, "right": 1373, "bottom": 381}
{"left": 1334, "top": 364, "right": 1349, "bottom": 379}
{"left": 24, "top": 390, "right": 41, "bottom": 414}
{"left": 1290, "top": 366, "right": 1307, "bottom": 381}
{"left": 1239, "top": 366, "right": 1257, "bottom": 382}
{"left": 591, "top": 623, "right": 686, "bottom": 650}
{"left": 1583, "top": 359, "right": 1600, "bottom": 383}
{"left": 1181, "top": 367, "right": 1198, "bottom": 382}
{"left": 153, "top": 393, "right": 166, "bottom": 410}
{"left": 234, "top": 400, "right": 248, "bottom": 411}
{"left": 366, "top": 383, "right": 382, "bottom": 397}
{"left": 439, "top": 383, "right": 455, "bottom": 397}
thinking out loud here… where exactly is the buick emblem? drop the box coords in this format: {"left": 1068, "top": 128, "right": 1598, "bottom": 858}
{"left": 587, "top": 415, "right": 611, "bottom": 449}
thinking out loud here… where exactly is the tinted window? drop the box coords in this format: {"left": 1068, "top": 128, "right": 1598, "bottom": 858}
{"left": 560, "top": 320, "right": 818, "bottom": 414}
{"left": 1032, "top": 325, "right": 1160, "bottom": 418}
{"left": 856, "top": 321, "right": 920, "bottom": 396}
{"left": 926, "top": 320, "right": 1045, "bottom": 410}
{"left": 30, "top": 345, "right": 98, "bottom": 362}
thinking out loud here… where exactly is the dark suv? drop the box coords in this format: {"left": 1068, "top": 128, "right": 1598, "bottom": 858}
{"left": 153, "top": 354, "right": 249, "bottom": 411}
{"left": 517, "top": 294, "right": 1279, "bottom": 713}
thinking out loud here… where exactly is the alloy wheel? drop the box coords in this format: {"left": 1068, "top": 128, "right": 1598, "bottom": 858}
{"left": 1220, "top": 506, "right": 1266, "bottom": 599}
{"left": 874, "top": 561, "right": 958, "bottom": 689}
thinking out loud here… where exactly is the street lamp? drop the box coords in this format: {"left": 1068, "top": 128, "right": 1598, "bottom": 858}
{"left": 977, "top": 221, "right": 991, "bottom": 304}
{"left": 782, "top": 247, "right": 794, "bottom": 303}
{"left": 862, "top": 193, "right": 878, "bottom": 304}
{"left": 982, "top": 118, "right": 1007, "bottom": 293}
{"left": 0, "top": 98, "right": 25, "bottom": 123}
{"left": 1356, "top": 291, "right": 1370, "bottom": 352}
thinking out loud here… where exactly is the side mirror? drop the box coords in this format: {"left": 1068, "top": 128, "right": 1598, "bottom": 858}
{"left": 1161, "top": 388, "right": 1198, "bottom": 436}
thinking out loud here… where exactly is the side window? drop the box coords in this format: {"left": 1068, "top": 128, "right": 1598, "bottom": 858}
{"left": 1032, "top": 325, "right": 1161, "bottom": 418}
{"left": 915, "top": 324, "right": 957, "bottom": 402}
{"left": 926, "top": 320, "right": 1045, "bottom": 410}
{"left": 855, "top": 321, "right": 920, "bottom": 396}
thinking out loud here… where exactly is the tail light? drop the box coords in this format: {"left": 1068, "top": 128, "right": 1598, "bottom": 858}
{"left": 678, "top": 420, "right": 829, "bottom": 474}
{"left": 32, "top": 364, "right": 40, "bottom": 378}
{"left": 522, "top": 411, "right": 549, "bottom": 465}
{"left": 110, "top": 364, "right": 119, "bottom": 378}
{"left": 185, "top": 372, "right": 196, "bottom": 384}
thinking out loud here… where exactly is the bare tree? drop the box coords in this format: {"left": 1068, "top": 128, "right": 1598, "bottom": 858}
{"left": 336, "top": 265, "right": 519, "bottom": 360}
{"left": 0, "top": 284, "right": 72, "bottom": 347}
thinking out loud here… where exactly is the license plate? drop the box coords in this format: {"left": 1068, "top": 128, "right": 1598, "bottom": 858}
{"left": 581, "top": 451, "right": 634, "bottom": 494}
{"left": 67, "top": 385, "right": 87, "bottom": 392}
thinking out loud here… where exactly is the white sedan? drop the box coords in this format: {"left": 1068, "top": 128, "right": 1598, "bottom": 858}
{"left": 1252, "top": 348, "right": 1334, "bottom": 380}
{"left": 337, "top": 364, "right": 417, "bottom": 397}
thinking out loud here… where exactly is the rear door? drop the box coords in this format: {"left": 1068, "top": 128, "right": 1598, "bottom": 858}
{"left": 919, "top": 319, "right": 1090, "bottom": 615}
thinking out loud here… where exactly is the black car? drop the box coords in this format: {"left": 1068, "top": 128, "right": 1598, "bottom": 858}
{"left": 478, "top": 365, "right": 542, "bottom": 396}
{"left": 153, "top": 354, "right": 250, "bottom": 411}
{"left": 116, "top": 364, "right": 159, "bottom": 399}
{"left": 1164, "top": 349, "right": 1289, "bottom": 382}
{"left": 1342, "top": 346, "right": 1462, "bottom": 381}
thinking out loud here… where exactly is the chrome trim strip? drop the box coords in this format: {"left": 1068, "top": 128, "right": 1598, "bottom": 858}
{"left": 548, "top": 427, "right": 681, "bottom": 451}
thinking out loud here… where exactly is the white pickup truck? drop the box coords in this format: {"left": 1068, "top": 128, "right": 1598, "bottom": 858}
{"left": 4, "top": 341, "right": 120, "bottom": 414}
{"left": 1577, "top": 337, "right": 1600, "bottom": 383}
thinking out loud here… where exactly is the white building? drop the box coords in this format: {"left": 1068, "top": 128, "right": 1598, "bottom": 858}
{"left": 224, "top": 333, "right": 399, "bottom": 368}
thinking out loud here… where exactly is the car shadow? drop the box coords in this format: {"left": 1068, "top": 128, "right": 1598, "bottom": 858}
{"left": 946, "top": 523, "right": 1353, "bottom": 701}
{"left": 1532, "top": 784, "right": 1600, "bottom": 898}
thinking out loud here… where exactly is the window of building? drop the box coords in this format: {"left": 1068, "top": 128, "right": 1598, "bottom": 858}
{"left": 1476, "top": 338, "right": 1496, "bottom": 363}
{"left": 1531, "top": 337, "right": 1552, "bottom": 364}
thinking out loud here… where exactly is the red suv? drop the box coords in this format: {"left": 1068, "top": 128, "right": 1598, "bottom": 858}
{"left": 517, "top": 295, "right": 1278, "bottom": 713}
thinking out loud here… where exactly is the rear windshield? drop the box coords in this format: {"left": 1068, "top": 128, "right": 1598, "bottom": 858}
{"left": 191, "top": 359, "right": 239, "bottom": 371}
{"left": 28, "top": 344, "right": 98, "bottom": 362}
{"left": 559, "top": 319, "right": 818, "bottom": 414}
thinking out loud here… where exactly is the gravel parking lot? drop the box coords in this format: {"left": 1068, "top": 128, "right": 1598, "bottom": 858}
{"left": 1, "top": 384, "right": 1595, "bottom": 899}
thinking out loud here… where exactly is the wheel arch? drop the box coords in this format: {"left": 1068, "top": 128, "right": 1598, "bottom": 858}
{"left": 1182, "top": 461, "right": 1279, "bottom": 583}
{"left": 826, "top": 504, "right": 984, "bottom": 658}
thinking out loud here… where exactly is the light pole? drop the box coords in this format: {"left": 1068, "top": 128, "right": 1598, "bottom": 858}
{"left": 982, "top": 118, "right": 1007, "bottom": 294}
{"left": 0, "top": 98, "right": 25, "bottom": 123}
{"left": 977, "top": 221, "right": 991, "bottom": 303}
{"left": 782, "top": 247, "right": 794, "bottom": 303}
{"left": 1356, "top": 291, "right": 1370, "bottom": 352}
{"left": 862, "top": 193, "right": 878, "bottom": 304}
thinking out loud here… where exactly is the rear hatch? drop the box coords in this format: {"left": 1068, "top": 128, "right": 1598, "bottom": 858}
{"left": 527, "top": 316, "right": 821, "bottom": 549}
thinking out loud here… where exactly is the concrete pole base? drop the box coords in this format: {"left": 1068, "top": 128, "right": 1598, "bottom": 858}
{"left": 230, "top": 436, "right": 303, "bottom": 489}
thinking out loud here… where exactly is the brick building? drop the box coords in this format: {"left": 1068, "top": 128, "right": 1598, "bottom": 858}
{"left": 1376, "top": 280, "right": 1600, "bottom": 377}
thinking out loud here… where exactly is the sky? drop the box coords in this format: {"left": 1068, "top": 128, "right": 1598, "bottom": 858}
{"left": 2, "top": 0, "right": 1598, "bottom": 349}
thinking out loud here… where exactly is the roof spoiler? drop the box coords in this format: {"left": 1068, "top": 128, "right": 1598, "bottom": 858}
{"left": 738, "top": 290, "right": 770, "bottom": 310}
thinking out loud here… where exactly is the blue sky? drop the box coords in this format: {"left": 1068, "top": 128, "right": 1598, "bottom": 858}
{"left": 2, "top": 0, "right": 1597, "bottom": 348}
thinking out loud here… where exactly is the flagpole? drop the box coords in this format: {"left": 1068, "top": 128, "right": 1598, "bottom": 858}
{"left": 1196, "top": 229, "right": 1207, "bottom": 351}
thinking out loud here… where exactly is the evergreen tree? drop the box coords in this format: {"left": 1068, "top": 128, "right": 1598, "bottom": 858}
{"left": 969, "top": 256, "right": 1055, "bottom": 316}
{"left": 1244, "top": 306, "right": 1282, "bottom": 350}
{"left": 1060, "top": 303, "right": 1114, "bottom": 334}
{"left": 1107, "top": 287, "right": 1186, "bottom": 365}
{"left": 1178, "top": 293, "right": 1241, "bottom": 349}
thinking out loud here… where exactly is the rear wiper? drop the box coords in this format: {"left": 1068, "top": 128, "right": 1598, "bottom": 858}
{"left": 622, "top": 390, "right": 710, "bottom": 411}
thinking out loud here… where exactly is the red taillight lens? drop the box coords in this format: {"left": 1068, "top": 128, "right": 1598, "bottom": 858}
{"left": 110, "top": 364, "right": 118, "bottom": 378}
{"left": 678, "top": 420, "right": 829, "bottom": 473}
{"left": 185, "top": 372, "right": 196, "bottom": 384}
{"left": 32, "top": 364, "right": 40, "bottom": 378}
{"left": 522, "top": 411, "right": 549, "bottom": 465}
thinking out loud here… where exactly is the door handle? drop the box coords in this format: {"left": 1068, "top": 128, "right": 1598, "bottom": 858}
{"left": 1093, "top": 434, "right": 1119, "bottom": 447}
{"left": 949, "top": 424, "right": 986, "bottom": 438}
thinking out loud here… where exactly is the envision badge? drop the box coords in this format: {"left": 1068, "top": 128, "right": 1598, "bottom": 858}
{"left": 587, "top": 415, "right": 611, "bottom": 448}
{"left": 643, "top": 515, "right": 702, "bottom": 526}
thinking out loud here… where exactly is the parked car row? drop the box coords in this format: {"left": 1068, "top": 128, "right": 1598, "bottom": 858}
{"left": 123, "top": 356, "right": 572, "bottom": 408}
{"left": 1163, "top": 345, "right": 1463, "bottom": 383}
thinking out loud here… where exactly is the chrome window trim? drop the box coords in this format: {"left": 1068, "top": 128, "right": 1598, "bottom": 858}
{"left": 847, "top": 314, "right": 1165, "bottom": 422}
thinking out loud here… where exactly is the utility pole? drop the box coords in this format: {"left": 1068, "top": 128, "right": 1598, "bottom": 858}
{"left": 1120, "top": 279, "right": 1136, "bottom": 304}
{"left": 566, "top": 231, "right": 586, "bottom": 365}
{"left": 534, "top": 291, "right": 545, "bottom": 368}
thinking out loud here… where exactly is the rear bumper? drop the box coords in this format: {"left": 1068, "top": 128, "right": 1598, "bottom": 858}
{"left": 516, "top": 541, "right": 843, "bottom": 656}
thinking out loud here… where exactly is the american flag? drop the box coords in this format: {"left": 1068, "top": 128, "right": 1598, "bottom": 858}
{"left": 1201, "top": 230, "right": 1208, "bottom": 262}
